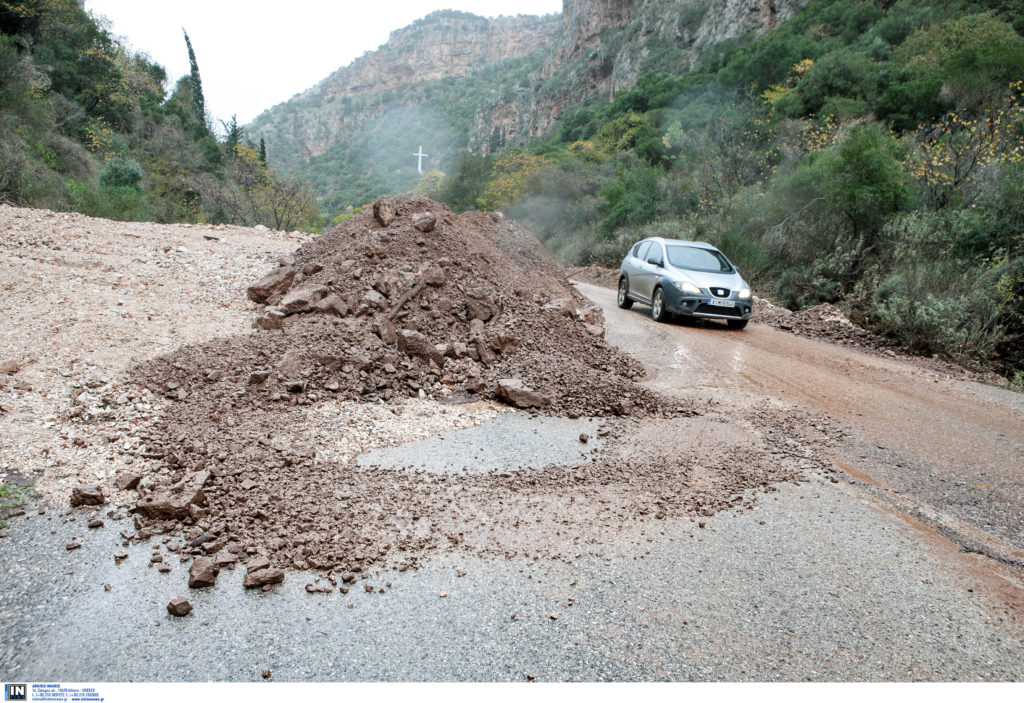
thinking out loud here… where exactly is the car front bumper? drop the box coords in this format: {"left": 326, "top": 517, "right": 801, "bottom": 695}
{"left": 662, "top": 285, "right": 753, "bottom": 320}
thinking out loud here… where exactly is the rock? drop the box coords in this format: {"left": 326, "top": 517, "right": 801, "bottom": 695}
{"left": 279, "top": 283, "right": 330, "bottom": 314}
{"left": 422, "top": 262, "right": 445, "bottom": 286}
{"left": 397, "top": 329, "right": 444, "bottom": 366}
{"left": 114, "top": 472, "right": 141, "bottom": 491}
{"left": 70, "top": 484, "right": 105, "bottom": 507}
{"left": 88, "top": 518, "right": 104, "bottom": 528}
{"left": 372, "top": 316, "right": 397, "bottom": 344}
{"left": 373, "top": 197, "right": 397, "bottom": 227}
{"left": 579, "top": 434, "right": 589, "bottom": 443}
{"left": 362, "top": 289, "right": 385, "bottom": 309}
{"left": 495, "top": 378, "right": 550, "bottom": 409}
{"left": 246, "top": 555, "right": 271, "bottom": 573}
{"left": 114, "top": 550, "right": 128, "bottom": 562}
{"left": 167, "top": 596, "right": 192, "bottom": 616}
{"left": 543, "top": 298, "right": 577, "bottom": 319}
{"left": 584, "top": 324, "right": 605, "bottom": 338}
{"left": 0, "top": 360, "right": 18, "bottom": 374}
{"left": 188, "top": 557, "right": 219, "bottom": 588}
{"left": 66, "top": 541, "right": 82, "bottom": 550}
{"left": 215, "top": 551, "right": 239, "bottom": 567}
{"left": 254, "top": 313, "right": 285, "bottom": 330}
{"left": 247, "top": 266, "right": 296, "bottom": 304}
{"left": 413, "top": 213, "right": 437, "bottom": 232}
{"left": 577, "top": 305, "right": 603, "bottom": 325}
{"left": 248, "top": 370, "right": 270, "bottom": 385}
{"left": 243, "top": 567, "right": 285, "bottom": 588}
{"left": 134, "top": 486, "right": 205, "bottom": 520}
{"left": 313, "top": 293, "right": 349, "bottom": 317}
{"left": 305, "top": 583, "right": 332, "bottom": 593}
{"left": 276, "top": 348, "right": 306, "bottom": 378}
{"left": 262, "top": 670, "right": 272, "bottom": 680}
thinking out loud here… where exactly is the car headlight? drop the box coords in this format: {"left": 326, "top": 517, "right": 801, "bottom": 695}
{"left": 673, "top": 281, "right": 702, "bottom": 296}
{"left": 738, "top": 287, "right": 752, "bottom": 299}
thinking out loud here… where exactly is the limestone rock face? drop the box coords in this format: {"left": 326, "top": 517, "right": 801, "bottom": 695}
{"left": 249, "top": 1, "right": 809, "bottom": 201}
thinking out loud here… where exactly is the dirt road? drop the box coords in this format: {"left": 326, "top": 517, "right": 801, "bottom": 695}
{"left": 575, "top": 281, "right": 1024, "bottom": 567}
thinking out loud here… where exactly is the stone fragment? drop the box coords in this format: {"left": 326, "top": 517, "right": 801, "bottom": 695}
{"left": 88, "top": 518, "right": 104, "bottom": 528}
{"left": 246, "top": 555, "right": 271, "bottom": 573}
{"left": 579, "top": 434, "right": 589, "bottom": 444}
{"left": 70, "top": 485, "right": 105, "bottom": 507}
{"left": 243, "top": 567, "right": 285, "bottom": 588}
{"left": 397, "top": 329, "right": 444, "bottom": 367}
{"left": 279, "top": 283, "right": 330, "bottom": 314}
{"left": 114, "top": 473, "right": 141, "bottom": 491}
{"left": 373, "top": 197, "right": 397, "bottom": 227}
{"left": 167, "top": 596, "right": 192, "bottom": 616}
{"left": 495, "top": 379, "right": 550, "bottom": 409}
{"left": 584, "top": 324, "right": 605, "bottom": 338}
{"left": 247, "top": 266, "right": 296, "bottom": 304}
{"left": 422, "top": 262, "right": 445, "bottom": 286}
{"left": 188, "top": 557, "right": 219, "bottom": 588}
{"left": 1, "top": 360, "right": 18, "bottom": 374}
{"left": 313, "top": 293, "right": 349, "bottom": 317}
{"left": 262, "top": 670, "right": 272, "bottom": 680}
{"left": 66, "top": 541, "right": 82, "bottom": 550}
{"left": 413, "top": 213, "right": 437, "bottom": 232}
{"left": 134, "top": 486, "right": 205, "bottom": 520}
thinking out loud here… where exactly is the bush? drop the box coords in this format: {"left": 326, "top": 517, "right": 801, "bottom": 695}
{"left": 99, "top": 156, "right": 143, "bottom": 191}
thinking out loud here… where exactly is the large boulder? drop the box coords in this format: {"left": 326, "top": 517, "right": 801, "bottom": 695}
{"left": 134, "top": 485, "right": 205, "bottom": 520}
{"left": 70, "top": 484, "right": 105, "bottom": 507}
{"left": 279, "top": 283, "right": 330, "bottom": 314}
{"left": 247, "top": 266, "right": 296, "bottom": 304}
{"left": 495, "top": 379, "right": 551, "bottom": 409}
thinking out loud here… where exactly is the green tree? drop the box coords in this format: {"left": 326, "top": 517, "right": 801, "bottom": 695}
{"left": 182, "top": 29, "right": 206, "bottom": 126}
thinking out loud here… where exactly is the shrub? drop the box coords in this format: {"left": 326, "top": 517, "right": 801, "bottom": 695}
{"left": 99, "top": 156, "right": 143, "bottom": 191}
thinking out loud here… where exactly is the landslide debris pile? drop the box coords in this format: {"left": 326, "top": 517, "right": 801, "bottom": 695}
{"left": 118, "top": 195, "right": 707, "bottom": 581}
{"left": 232, "top": 194, "right": 662, "bottom": 416}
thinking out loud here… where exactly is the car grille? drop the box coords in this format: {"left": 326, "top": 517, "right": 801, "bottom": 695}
{"left": 710, "top": 287, "right": 731, "bottom": 298}
{"left": 695, "top": 303, "right": 743, "bottom": 317}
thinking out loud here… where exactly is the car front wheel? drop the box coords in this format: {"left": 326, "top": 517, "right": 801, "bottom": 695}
{"left": 650, "top": 287, "right": 670, "bottom": 322}
{"left": 617, "top": 278, "right": 634, "bottom": 309}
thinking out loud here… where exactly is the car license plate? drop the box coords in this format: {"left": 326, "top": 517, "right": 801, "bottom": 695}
{"left": 708, "top": 299, "right": 735, "bottom": 308}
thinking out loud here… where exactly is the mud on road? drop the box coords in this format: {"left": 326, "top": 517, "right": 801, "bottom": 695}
{"left": 574, "top": 280, "right": 1024, "bottom": 571}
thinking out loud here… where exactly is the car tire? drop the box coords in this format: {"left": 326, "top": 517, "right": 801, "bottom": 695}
{"left": 727, "top": 319, "right": 749, "bottom": 330}
{"left": 617, "top": 277, "right": 634, "bottom": 309}
{"left": 650, "top": 287, "right": 670, "bottom": 322}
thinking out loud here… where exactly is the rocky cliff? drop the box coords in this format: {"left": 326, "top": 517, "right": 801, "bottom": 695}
{"left": 248, "top": 0, "right": 810, "bottom": 209}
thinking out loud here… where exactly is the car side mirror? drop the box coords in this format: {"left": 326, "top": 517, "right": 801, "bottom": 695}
{"left": 646, "top": 256, "right": 662, "bottom": 267}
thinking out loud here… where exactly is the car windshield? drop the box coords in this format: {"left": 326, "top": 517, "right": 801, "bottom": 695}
{"left": 665, "top": 245, "right": 733, "bottom": 273}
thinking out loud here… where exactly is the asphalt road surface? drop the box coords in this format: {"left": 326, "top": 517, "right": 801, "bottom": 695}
{"left": 1, "top": 283, "right": 1022, "bottom": 681}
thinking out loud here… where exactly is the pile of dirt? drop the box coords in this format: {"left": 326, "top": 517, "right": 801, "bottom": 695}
{"left": 755, "top": 299, "right": 897, "bottom": 352}
{"left": 121, "top": 195, "right": 733, "bottom": 579}
{"left": 212, "top": 194, "right": 662, "bottom": 416}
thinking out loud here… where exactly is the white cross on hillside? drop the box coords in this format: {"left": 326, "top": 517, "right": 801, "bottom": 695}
{"left": 413, "top": 146, "right": 428, "bottom": 174}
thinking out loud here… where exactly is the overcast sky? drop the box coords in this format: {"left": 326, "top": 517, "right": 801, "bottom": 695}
{"left": 85, "top": 1, "right": 562, "bottom": 130}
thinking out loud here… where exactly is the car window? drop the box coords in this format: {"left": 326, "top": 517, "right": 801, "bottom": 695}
{"left": 665, "top": 245, "right": 733, "bottom": 273}
{"left": 645, "top": 243, "right": 663, "bottom": 267}
{"left": 634, "top": 241, "right": 650, "bottom": 260}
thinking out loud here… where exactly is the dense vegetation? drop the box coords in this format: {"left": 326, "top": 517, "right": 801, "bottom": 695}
{"left": 0, "top": 0, "right": 319, "bottom": 230}
{"left": 431, "top": 0, "right": 1024, "bottom": 378}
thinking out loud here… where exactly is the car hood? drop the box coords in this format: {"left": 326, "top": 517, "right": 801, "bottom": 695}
{"left": 668, "top": 266, "right": 748, "bottom": 291}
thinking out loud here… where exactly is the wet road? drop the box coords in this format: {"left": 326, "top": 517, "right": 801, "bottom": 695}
{"left": 2, "top": 285, "right": 1024, "bottom": 681}
{"left": 575, "top": 282, "right": 1024, "bottom": 566}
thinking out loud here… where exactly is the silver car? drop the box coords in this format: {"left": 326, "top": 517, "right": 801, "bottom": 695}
{"left": 617, "top": 238, "right": 753, "bottom": 329}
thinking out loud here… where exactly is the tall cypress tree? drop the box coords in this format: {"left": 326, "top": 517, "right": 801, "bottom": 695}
{"left": 258, "top": 135, "right": 267, "bottom": 164}
{"left": 182, "top": 29, "right": 206, "bottom": 125}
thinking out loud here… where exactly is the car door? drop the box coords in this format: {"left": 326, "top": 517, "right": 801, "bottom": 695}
{"left": 625, "top": 241, "right": 652, "bottom": 302}
{"left": 635, "top": 241, "right": 664, "bottom": 302}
